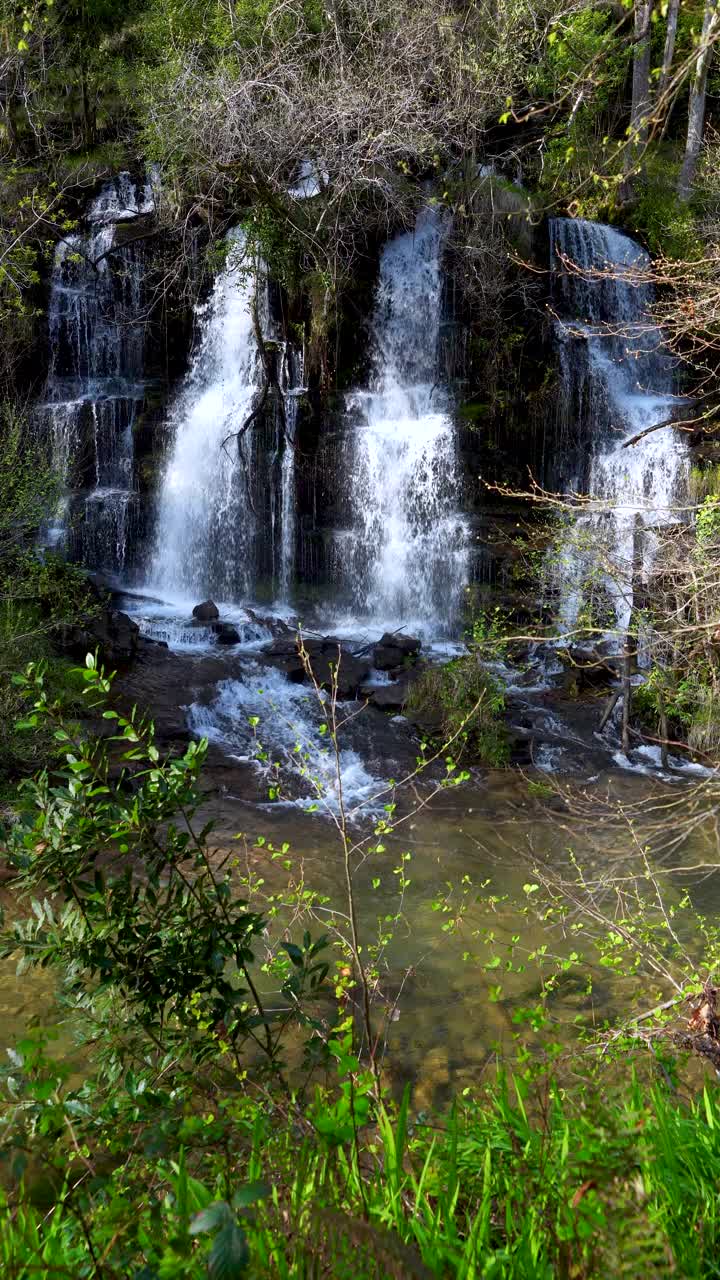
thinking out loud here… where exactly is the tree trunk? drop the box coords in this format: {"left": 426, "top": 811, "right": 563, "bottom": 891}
{"left": 631, "top": 0, "right": 653, "bottom": 145}
{"left": 678, "top": 0, "right": 720, "bottom": 200}
{"left": 621, "top": 0, "right": 654, "bottom": 199}
{"left": 80, "top": 62, "right": 95, "bottom": 149}
{"left": 657, "top": 0, "right": 681, "bottom": 105}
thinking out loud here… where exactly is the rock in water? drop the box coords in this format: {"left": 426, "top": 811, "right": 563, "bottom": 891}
{"left": 192, "top": 599, "right": 219, "bottom": 621}
{"left": 213, "top": 623, "right": 241, "bottom": 645}
{"left": 373, "top": 633, "right": 421, "bottom": 671}
{"left": 262, "top": 636, "right": 370, "bottom": 697}
{"left": 312, "top": 648, "right": 370, "bottom": 697}
{"left": 359, "top": 682, "right": 409, "bottom": 711}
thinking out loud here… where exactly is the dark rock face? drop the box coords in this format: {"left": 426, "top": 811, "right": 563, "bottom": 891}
{"left": 53, "top": 608, "right": 140, "bottom": 666}
{"left": 213, "top": 622, "right": 241, "bottom": 645}
{"left": 262, "top": 635, "right": 370, "bottom": 697}
{"left": 561, "top": 646, "right": 619, "bottom": 692}
{"left": 261, "top": 636, "right": 307, "bottom": 682}
{"left": 192, "top": 599, "right": 220, "bottom": 622}
{"left": 313, "top": 649, "right": 370, "bottom": 697}
{"left": 373, "top": 633, "right": 421, "bottom": 671}
{"left": 359, "top": 681, "right": 409, "bottom": 711}
{"left": 84, "top": 571, "right": 114, "bottom": 604}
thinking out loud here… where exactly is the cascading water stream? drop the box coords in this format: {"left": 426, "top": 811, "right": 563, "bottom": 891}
{"left": 41, "top": 172, "right": 154, "bottom": 573}
{"left": 149, "top": 231, "right": 300, "bottom": 604}
{"left": 337, "top": 208, "right": 468, "bottom": 636}
{"left": 279, "top": 381, "right": 301, "bottom": 604}
{"left": 187, "top": 666, "right": 381, "bottom": 813}
{"left": 550, "top": 218, "right": 689, "bottom": 642}
{"left": 149, "top": 231, "right": 260, "bottom": 601}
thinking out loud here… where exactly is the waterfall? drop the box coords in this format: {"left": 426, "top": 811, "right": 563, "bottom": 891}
{"left": 279, "top": 377, "right": 301, "bottom": 603}
{"left": 550, "top": 218, "right": 688, "bottom": 641}
{"left": 149, "top": 231, "right": 260, "bottom": 602}
{"left": 149, "top": 232, "right": 300, "bottom": 605}
{"left": 338, "top": 207, "right": 468, "bottom": 635}
{"left": 42, "top": 172, "right": 152, "bottom": 573}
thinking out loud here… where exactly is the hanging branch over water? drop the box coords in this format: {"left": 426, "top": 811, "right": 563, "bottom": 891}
{"left": 621, "top": 411, "right": 705, "bottom": 449}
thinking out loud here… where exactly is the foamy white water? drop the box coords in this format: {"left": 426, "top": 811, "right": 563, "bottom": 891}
{"left": 149, "top": 231, "right": 262, "bottom": 600}
{"left": 550, "top": 218, "right": 688, "bottom": 641}
{"left": 338, "top": 208, "right": 469, "bottom": 636}
{"left": 187, "top": 664, "right": 381, "bottom": 813}
{"left": 149, "top": 232, "right": 300, "bottom": 604}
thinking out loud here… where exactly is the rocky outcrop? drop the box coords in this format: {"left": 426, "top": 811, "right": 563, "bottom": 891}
{"left": 560, "top": 646, "right": 620, "bottom": 693}
{"left": 373, "top": 633, "right": 421, "bottom": 671}
{"left": 53, "top": 608, "right": 140, "bottom": 667}
{"left": 262, "top": 636, "right": 371, "bottom": 697}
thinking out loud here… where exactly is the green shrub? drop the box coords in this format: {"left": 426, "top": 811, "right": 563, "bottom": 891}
{"left": 3, "top": 1046, "right": 720, "bottom": 1277}
{"left": 0, "top": 604, "right": 86, "bottom": 787}
{"left": 407, "top": 655, "right": 509, "bottom": 766}
{"left": 630, "top": 176, "right": 704, "bottom": 260}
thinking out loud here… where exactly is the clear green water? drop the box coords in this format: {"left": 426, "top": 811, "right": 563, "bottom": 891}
{"left": 1, "top": 767, "right": 711, "bottom": 1102}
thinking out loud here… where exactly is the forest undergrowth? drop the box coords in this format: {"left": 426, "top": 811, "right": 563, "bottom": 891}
{"left": 1, "top": 654, "right": 720, "bottom": 1277}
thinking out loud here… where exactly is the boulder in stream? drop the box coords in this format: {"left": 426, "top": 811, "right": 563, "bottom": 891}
{"left": 192, "top": 599, "right": 220, "bottom": 622}
{"left": 373, "top": 632, "right": 421, "bottom": 671}
{"left": 53, "top": 608, "right": 140, "bottom": 667}
{"left": 359, "top": 681, "right": 410, "bottom": 711}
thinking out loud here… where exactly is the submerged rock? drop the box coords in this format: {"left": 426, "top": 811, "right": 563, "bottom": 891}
{"left": 192, "top": 599, "right": 219, "bottom": 622}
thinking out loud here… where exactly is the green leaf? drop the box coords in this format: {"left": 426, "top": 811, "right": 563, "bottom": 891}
{"left": 231, "top": 1181, "right": 270, "bottom": 1209}
{"left": 208, "top": 1222, "right": 249, "bottom": 1279}
{"left": 281, "top": 942, "right": 304, "bottom": 968}
{"left": 190, "top": 1202, "right": 232, "bottom": 1235}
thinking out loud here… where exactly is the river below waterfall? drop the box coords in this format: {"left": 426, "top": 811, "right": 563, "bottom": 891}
{"left": 3, "top": 744, "right": 717, "bottom": 1101}
{"left": 3, "top": 621, "right": 716, "bottom": 1100}
{"left": 7, "top": 178, "right": 714, "bottom": 1097}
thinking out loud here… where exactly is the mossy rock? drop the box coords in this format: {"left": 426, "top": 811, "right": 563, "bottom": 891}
{"left": 458, "top": 400, "right": 493, "bottom": 423}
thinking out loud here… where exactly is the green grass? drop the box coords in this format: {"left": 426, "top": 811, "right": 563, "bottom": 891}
{"left": 0, "top": 603, "right": 87, "bottom": 786}
{"left": 407, "top": 655, "right": 509, "bottom": 766}
{"left": 3, "top": 1067, "right": 720, "bottom": 1277}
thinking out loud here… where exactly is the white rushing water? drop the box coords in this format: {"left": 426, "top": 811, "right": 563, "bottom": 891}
{"left": 149, "top": 230, "right": 261, "bottom": 600}
{"left": 187, "top": 665, "right": 381, "bottom": 813}
{"left": 149, "top": 231, "right": 299, "bottom": 603}
{"left": 87, "top": 170, "right": 157, "bottom": 223}
{"left": 550, "top": 218, "right": 689, "bottom": 641}
{"left": 338, "top": 207, "right": 468, "bottom": 636}
{"left": 279, "top": 386, "right": 300, "bottom": 603}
